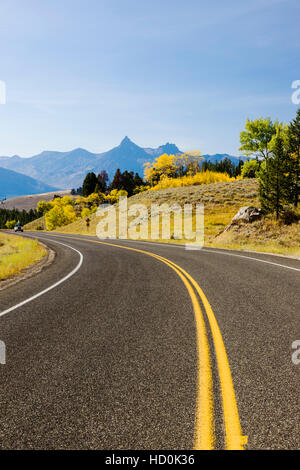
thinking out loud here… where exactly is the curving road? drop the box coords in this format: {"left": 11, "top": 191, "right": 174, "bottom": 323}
{"left": 0, "top": 232, "right": 299, "bottom": 450}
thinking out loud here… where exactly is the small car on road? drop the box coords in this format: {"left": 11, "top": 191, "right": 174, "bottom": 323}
{"left": 14, "top": 224, "right": 23, "bottom": 233}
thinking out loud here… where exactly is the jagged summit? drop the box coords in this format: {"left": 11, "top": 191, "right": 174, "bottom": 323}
{"left": 120, "top": 136, "right": 132, "bottom": 145}
{"left": 0, "top": 137, "right": 245, "bottom": 191}
{"left": 144, "top": 142, "right": 181, "bottom": 158}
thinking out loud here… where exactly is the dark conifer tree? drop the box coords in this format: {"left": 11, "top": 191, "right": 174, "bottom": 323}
{"left": 110, "top": 169, "right": 123, "bottom": 191}
{"left": 258, "top": 132, "right": 290, "bottom": 219}
{"left": 96, "top": 170, "right": 109, "bottom": 193}
{"left": 82, "top": 172, "right": 97, "bottom": 196}
{"left": 287, "top": 108, "right": 300, "bottom": 207}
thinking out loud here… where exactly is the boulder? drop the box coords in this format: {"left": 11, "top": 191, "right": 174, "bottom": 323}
{"left": 231, "top": 206, "right": 262, "bottom": 224}
{"left": 214, "top": 206, "right": 262, "bottom": 238}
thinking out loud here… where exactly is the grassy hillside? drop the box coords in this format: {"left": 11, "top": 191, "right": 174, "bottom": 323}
{"left": 0, "top": 233, "right": 47, "bottom": 280}
{"left": 1, "top": 190, "right": 72, "bottom": 211}
{"left": 131, "top": 179, "right": 259, "bottom": 240}
{"left": 24, "top": 216, "right": 45, "bottom": 231}
{"left": 213, "top": 217, "right": 300, "bottom": 256}
{"left": 131, "top": 180, "right": 299, "bottom": 255}
{"left": 52, "top": 179, "right": 257, "bottom": 237}
{"left": 24, "top": 179, "right": 300, "bottom": 257}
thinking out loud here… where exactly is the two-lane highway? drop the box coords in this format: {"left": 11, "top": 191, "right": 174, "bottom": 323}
{"left": 0, "top": 232, "right": 299, "bottom": 449}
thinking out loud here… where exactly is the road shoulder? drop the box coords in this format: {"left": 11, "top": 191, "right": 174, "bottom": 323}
{"left": 0, "top": 239, "right": 55, "bottom": 292}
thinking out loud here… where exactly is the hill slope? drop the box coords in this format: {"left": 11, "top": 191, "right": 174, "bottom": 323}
{"left": 43, "top": 179, "right": 299, "bottom": 257}
{"left": 1, "top": 190, "right": 71, "bottom": 211}
{"left": 0, "top": 167, "right": 58, "bottom": 199}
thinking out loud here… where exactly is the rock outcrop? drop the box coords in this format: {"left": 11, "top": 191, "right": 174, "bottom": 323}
{"left": 215, "top": 206, "right": 262, "bottom": 238}
{"left": 231, "top": 206, "right": 262, "bottom": 223}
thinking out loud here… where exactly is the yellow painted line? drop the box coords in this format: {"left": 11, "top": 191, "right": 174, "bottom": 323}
{"left": 149, "top": 255, "right": 247, "bottom": 450}
{"left": 189, "top": 283, "right": 247, "bottom": 450}
{"left": 36, "top": 233, "right": 214, "bottom": 449}
{"left": 34, "top": 233, "right": 246, "bottom": 449}
{"left": 146, "top": 254, "right": 214, "bottom": 450}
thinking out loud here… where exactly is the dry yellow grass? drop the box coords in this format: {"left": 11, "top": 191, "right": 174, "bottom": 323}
{"left": 24, "top": 178, "right": 300, "bottom": 257}
{"left": 1, "top": 190, "right": 73, "bottom": 211}
{"left": 210, "top": 218, "right": 300, "bottom": 257}
{"left": 0, "top": 233, "right": 47, "bottom": 280}
{"left": 52, "top": 179, "right": 257, "bottom": 234}
{"left": 25, "top": 217, "right": 45, "bottom": 231}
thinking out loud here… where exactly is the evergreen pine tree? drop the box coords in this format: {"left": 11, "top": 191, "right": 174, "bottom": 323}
{"left": 258, "top": 132, "right": 290, "bottom": 219}
{"left": 287, "top": 108, "right": 300, "bottom": 207}
{"left": 133, "top": 172, "right": 144, "bottom": 187}
{"left": 82, "top": 172, "right": 97, "bottom": 197}
{"left": 96, "top": 170, "right": 109, "bottom": 193}
{"left": 110, "top": 169, "right": 124, "bottom": 191}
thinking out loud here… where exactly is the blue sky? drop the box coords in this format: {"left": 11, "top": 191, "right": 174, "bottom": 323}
{"left": 0, "top": 0, "right": 299, "bottom": 157}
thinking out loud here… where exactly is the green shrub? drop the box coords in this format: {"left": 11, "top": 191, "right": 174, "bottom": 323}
{"left": 280, "top": 206, "right": 299, "bottom": 225}
{"left": 241, "top": 159, "right": 261, "bottom": 178}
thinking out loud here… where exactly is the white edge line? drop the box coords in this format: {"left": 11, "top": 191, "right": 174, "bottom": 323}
{"left": 200, "top": 248, "right": 300, "bottom": 272}
{"left": 86, "top": 236, "right": 300, "bottom": 273}
{"left": 28, "top": 232, "right": 300, "bottom": 273}
{"left": 90, "top": 237, "right": 300, "bottom": 273}
{"left": 0, "top": 238, "right": 83, "bottom": 318}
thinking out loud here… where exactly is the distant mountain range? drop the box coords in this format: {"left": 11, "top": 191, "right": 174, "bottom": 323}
{"left": 0, "top": 137, "right": 247, "bottom": 195}
{"left": 0, "top": 167, "right": 57, "bottom": 199}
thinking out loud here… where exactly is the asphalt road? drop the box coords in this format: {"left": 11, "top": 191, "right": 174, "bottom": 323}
{"left": 0, "top": 232, "right": 299, "bottom": 450}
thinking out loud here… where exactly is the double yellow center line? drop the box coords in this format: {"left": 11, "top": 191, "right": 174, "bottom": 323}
{"left": 39, "top": 234, "right": 247, "bottom": 450}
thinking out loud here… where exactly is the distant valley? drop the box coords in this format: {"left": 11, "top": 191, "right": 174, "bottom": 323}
{"left": 0, "top": 167, "right": 58, "bottom": 199}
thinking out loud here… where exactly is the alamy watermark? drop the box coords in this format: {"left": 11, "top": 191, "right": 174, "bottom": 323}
{"left": 291, "top": 80, "right": 300, "bottom": 105}
{"left": 0, "top": 341, "right": 6, "bottom": 364}
{"left": 292, "top": 340, "right": 300, "bottom": 365}
{"left": 96, "top": 196, "right": 204, "bottom": 250}
{"left": 0, "top": 80, "right": 6, "bottom": 104}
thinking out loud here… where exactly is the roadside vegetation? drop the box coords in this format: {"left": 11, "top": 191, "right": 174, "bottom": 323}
{"left": 0, "top": 207, "right": 40, "bottom": 229}
{"left": 239, "top": 113, "right": 300, "bottom": 218}
{"left": 148, "top": 171, "right": 236, "bottom": 191}
{"left": 34, "top": 191, "right": 128, "bottom": 231}
{"left": 41, "top": 178, "right": 258, "bottom": 240}
{"left": 23, "top": 109, "right": 300, "bottom": 257}
{"left": 0, "top": 233, "right": 47, "bottom": 280}
{"left": 29, "top": 151, "right": 243, "bottom": 231}
{"left": 48, "top": 179, "right": 299, "bottom": 257}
